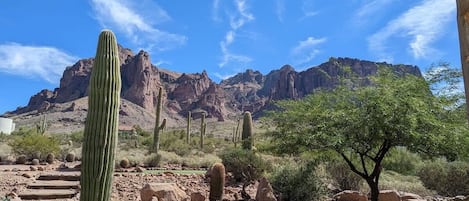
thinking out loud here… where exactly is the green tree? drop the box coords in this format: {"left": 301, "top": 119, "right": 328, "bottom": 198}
{"left": 266, "top": 67, "right": 466, "bottom": 201}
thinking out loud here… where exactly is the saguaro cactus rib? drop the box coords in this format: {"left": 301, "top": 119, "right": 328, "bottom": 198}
{"left": 80, "top": 30, "right": 121, "bottom": 201}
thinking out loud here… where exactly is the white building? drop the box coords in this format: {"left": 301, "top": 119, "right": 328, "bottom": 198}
{"left": 0, "top": 117, "right": 15, "bottom": 134}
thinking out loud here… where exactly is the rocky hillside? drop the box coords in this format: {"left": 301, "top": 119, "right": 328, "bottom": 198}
{"left": 2, "top": 46, "right": 421, "bottom": 132}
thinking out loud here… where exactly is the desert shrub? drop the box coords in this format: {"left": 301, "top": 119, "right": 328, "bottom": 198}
{"left": 9, "top": 133, "right": 60, "bottom": 159}
{"left": 377, "top": 171, "right": 434, "bottom": 196}
{"left": 382, "top": 147, "right": 422, "bottom": 175}
{"left": 69, "top": 131, "right": 84, "bottom": 145}
{"left": 219, "top": 148, "right": 271, "bottom": 182}
{"left": 325, "top": 160, "right": 363, "bottom": 191}
{"left": 16, "top": 155, "right": 27, "bottom": 164}
{"left": 270, "top": 160, "right": 326, "bottom": 201}
{"left": 145, "top": 153, "right": 162, "bottom": 167}
{"left": 417, "top": 159, "right": 469, "bottom": 196}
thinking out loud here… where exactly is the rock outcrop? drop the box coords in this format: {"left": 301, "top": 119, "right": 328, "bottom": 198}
{"left": 5, "top": 46, "right": 422, "bottom": 124}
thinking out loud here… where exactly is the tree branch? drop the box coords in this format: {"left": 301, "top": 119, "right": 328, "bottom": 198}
{"left": 339, "top": 151, "right": 368, "bottom": 178}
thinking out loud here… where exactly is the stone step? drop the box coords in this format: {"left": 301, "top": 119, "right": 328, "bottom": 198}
{"left": 37, "top": 172, "right": 80, "bottom": 181}
{"left": 18, "top": 189, "right": 78, "bottom": 200}
{"left": 27, "top": 180, "right": 80, "bottom": 189}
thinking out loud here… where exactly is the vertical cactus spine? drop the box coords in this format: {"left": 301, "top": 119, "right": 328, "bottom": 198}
{"left": 80, "top": 30, "right": 121, "bottom": 201}
{"left": 241, "top": 111, "right": 253, "bottom": 150}
{"left": 152, "top": 86, "right": 166, "bottom": 153}
{"left": 209, "top": 162, "right": 225, "bottom": 201}
{"left": 186, "top": 111, "right": 191, "bottom": 144}
{"left": 200, "top": 112, "right": 206, "bottom": 149}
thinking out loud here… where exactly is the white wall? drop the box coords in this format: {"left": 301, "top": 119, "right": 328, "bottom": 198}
{"left": 0, "top": 117, "right": 14, "bottom": 134}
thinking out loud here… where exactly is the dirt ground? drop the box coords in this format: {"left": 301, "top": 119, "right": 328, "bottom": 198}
{"left": 0, "top": 163, "right": 258, "bottom": 201}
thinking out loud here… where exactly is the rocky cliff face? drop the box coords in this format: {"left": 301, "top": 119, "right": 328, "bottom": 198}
{"left": 7, "top": 49, "right": 421, "bottom": 123}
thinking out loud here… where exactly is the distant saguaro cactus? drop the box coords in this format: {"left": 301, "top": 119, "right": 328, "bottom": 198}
{"left": 242, "top": 111, "right": 253, "bottom": 150}
{"left": 36, "top": 114, "right": 48, "bottom": 135}
{"left": 209, "top": 162, "right": 225, "bottom": 201}
{"left": 151, "top": 86, "right": 166, "bottom": 153}
{"left": 200, "top": 112, "right": 206, "bottom": 149}
{"left": 80, "top": 30, "right": 121, "bottom": 201}
{"left": 186, "top": 111, "right": 191, "bottom": 144}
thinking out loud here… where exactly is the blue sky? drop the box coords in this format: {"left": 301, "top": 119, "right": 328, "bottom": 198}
{"left": 0, "top": 0, "right": 460, "bottom": 114}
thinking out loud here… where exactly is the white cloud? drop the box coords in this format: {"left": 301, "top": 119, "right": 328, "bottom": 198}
{"left": 217, "top": 0, "right": 255, "bottom": 67}
{"left": 0, "top": 43, "right": 78, "bottom": 83}
{"left": 275, "top": 0, "right": 285, "bottom": 22}
{"left": 213, "top": 72, "right": 236, "bottom": 80}
{"left": 219, "top": 42, "right": 252, "bottom": 67}
{"left": 90, "top": 0, "right": 187, "bottom": 52}
{"left": 291, "top": 37, "right": 327, "bottom": 65}
{"left": 300, "top": 0, "right": 319, "bottom": 20}
{"left": 355, "top": 0, "right": 394, "bottom": 20}
{"left": 212, "top": 0, "right": 221, "bottom": 21}
{"left": 368, "top": 0, "right": 455, "bottom": 60}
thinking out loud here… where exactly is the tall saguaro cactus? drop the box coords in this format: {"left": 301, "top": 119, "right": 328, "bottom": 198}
{"left": 152, "top": 86, "right": 166, "bottom": 153}
{"left": 457, "top": 0, "right": 469, "bottom": 122}
{"left": 80, "top": 30, "right": 121, "bottom": 201}
{"left": 200, "top": 112, "right": 206, "bottom": 149}
{"left": 186, "top": 111, "right": 191, "bottom": 144}
{"left": 241, "top": 111, "right": 253, "bottom": 150}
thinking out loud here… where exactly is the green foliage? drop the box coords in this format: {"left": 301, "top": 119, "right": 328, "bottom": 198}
{"left": 219, "top": 148, "right": 271, "bottom": 182}
{"left": 9, "top": 133, "right": 60, "bottom": 159}
{"left": 382, "top": 147, "right": 422, "bottom": 175}
{"left": 417, "top": 159, "right": 469, "bottom": 196}
{"left": 145, "top": 153, "right": 162, "bottom": 167}
{"left": 266, "top": 67, "right": 467, "bottom": 201}
{"left": 269, "top": 160, "right": 326, "bottom": 201}
{"left": 325, "top": 159, "right": 363, "bottom": 191}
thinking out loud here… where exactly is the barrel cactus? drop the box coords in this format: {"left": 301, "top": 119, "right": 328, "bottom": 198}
{"left": 209, "top": 162, "right": 225, "bottom": 201}
{"left": 241, "top": 111, "right": 253, "bottom": 150}
{"left": 80, "top": 30, "right": 121, "bottom": 201}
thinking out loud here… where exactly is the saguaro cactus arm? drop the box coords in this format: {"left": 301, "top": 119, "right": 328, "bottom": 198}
{"left": 80, "top": 29, "right": 121, "bottom": 201}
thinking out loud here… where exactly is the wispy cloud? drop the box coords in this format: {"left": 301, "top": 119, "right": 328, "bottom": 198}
{"left": 90, "top": 0, "right": 187, "bottom": 52}
{"left": 300, "top": 0, "right": 319, "bottom": 20}
{"left": 368, "top": 0, "right": 455, "bottom": 61}
{"left": 291, "top": 37, "right": 326, "bottom": 65}
{"left": 212, "top": 0, "right": 221, "bottom": 21}
{"left": 355, "top": 0, "right": 394, "bottom": 20}
{"left": 216, "top": 0, "right": 255, "bottom": 67}
{"left": 213, "top": 72, "right": 236, "bottom": 80}
{"left": 275, "top": 0, "right": 285, "bottom": 22}
{"left": 0, "top": 43, "right": 78, "bottom": 83}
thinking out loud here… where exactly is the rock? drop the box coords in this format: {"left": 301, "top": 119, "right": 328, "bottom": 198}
{"left": 135, "top": 167, "right": 145, "bottom": 173}
{"left": 401, "top": 192, "right": 422, "bottom": 201}
{"left": 333, "top": 190, "right": 367, "bottom": 201}
{"left": 21, "top": 173, "right": 33, "bottom": 178}
{"left": 379, "top": 190, "right": 400, "bottom": 201}
{"left": 37, "top": 166, "right": 45, "bottom": 171}
{"left": 190, "top": 192, "right": 205, "bottom": 201}
{"left": 140, "top": 183, "right": 190, "bottom": 201}
{"left": 29, "top": 166, "right": 37, "bottom": 171}
{"left": 255, "top": 177, "right": 276, "bottom": 201}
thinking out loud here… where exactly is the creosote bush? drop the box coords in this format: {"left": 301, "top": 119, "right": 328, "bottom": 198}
{"left": 9, "top": 132, "right": 60, "bottom": 159}
{"left": 417, "top": 159, "right": 469, "bottom": 196}
{"left": 219, "top": 148, "right": 271, "bottom": 182}
{"left": 269, "top": 160, "right": 326, "bottom": 201}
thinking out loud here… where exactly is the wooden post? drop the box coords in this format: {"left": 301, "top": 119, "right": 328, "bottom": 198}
{"left": 457, "top": 0, "right": 469, "bottom": 121}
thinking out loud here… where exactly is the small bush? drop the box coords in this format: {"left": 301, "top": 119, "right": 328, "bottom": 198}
{"left": 219, "top": 148, "right": 271, "bottom": 182}
{"left": 9, "top": 133, "right": 60, "bottom": 159}
{"left": 382, "top": 147, "right": 422, "bottom": 175}
{"left": 145, "top": 153, "right": 161, "bottom": 167}
{"left": 16, "top": 155, "right": 27, "bottom": 164}
{"left": 270, "top": 160, "right": 326, "bottom": 201}
{"left": 417, "top": 159, "right": 469, "bottom": 196}
{"left": 325, "top": 160, "right": 363, "bottom": 191}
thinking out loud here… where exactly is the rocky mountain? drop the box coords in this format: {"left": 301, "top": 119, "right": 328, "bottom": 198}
{"left": 2, "top": 46, "right": 421, "bottom": 132}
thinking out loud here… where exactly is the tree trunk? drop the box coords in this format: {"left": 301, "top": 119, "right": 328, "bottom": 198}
{"left": 457, "top": 0, "right": 469, "bottom": 121}
{"left": 366, "top": 179, "right": 379, "bottom": 201}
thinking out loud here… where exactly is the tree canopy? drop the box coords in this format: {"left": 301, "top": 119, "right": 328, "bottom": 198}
{"left": 265, "top": 67, "right": 468, "bottom": 201}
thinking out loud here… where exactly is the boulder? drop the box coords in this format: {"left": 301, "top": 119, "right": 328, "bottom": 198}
{"left": 333, "top": 190, "right": 367, "bottom": 201}
{"left": 379, "top": 190, "right": 400, "bottom": 201}
{"left": 400, "top": 192, "right": 423, "bottom": 201}
{"left": 255, "top": 177, "right": 277, "bottom": 201}
{"left": 140, "top": 183, "right": 189, "bottom": 201}
{"left": 190, "top": 192, "right": 205, "bottom": 201}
